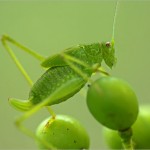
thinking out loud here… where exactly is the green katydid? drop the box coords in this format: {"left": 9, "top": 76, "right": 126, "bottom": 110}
{"left": 1, "top": 1, "right": 119, "bottom": 149}
{"left": 1, "top": 35, "right": 116, "bottom": 110}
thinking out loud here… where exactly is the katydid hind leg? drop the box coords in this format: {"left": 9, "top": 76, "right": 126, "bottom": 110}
{"left": 1, "top": 35, "right": 47, "bottom": 86}
{"left": 1, "top": 35, "right": 45, "bottom": 61}
{"left": 1, "top": 35, "right": 55, "bottom": 110}
{"left": 15, "top": 117, "right": 56, "bottom": 149}
{"left": 14, "top": 97, "right": 57, "bottom": 149}
{"left": 1, "top": 37, "right": 33, "bottom": 86}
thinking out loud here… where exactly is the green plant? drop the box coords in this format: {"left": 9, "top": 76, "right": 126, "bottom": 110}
{"left": 86, "top": 76, "right": 139, "bottom": 149}
{"left": 86, "top": 76, "right": 139, "bottom": 131}
{"left": 36, "top": 115, "right": 90, "bottom": 149}
{"left": 103, "top": 105, "right": 150, "bottom": 149}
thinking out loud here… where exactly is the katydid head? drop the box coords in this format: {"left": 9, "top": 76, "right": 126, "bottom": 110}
{"left": 101, "top": 40, "right": 116, "bottom": 69}
{"left": 101, "top": 0, "right": 118, "bottom": 69}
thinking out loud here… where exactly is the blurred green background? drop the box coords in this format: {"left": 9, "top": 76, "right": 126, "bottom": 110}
{"left": 0, "top": 0, "right": 150, "bottom": 149}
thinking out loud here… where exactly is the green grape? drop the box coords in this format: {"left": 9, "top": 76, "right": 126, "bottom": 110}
{"left": 86, "top": 76, "right": 139, "bottom": 130}
{"left": 36, "top": 114, "right": 90, "bottom": 149}
{"left": 103, "top": 105, "right": 150, "bottom": 149}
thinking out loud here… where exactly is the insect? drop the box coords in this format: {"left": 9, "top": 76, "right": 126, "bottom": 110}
{"left": 1, "top": 1, "right": 118, "bottom": 149}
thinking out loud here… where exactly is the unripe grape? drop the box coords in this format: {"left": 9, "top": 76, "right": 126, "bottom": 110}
{"left": 86, "top": 76, "right": 139, "bottom": 130}
{"left": 103, "top": 105, "right": 150, "bottom": 149}
{"left": 36, "top": 114, "right": 90, "bottom": 149}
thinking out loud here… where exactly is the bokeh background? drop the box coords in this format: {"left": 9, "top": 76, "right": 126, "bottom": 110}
{"left": 0, "top": 0, "right": 150, "bottom": 149}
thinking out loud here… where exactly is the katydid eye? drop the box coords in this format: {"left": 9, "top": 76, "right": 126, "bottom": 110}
{"left": 106, "top": 42, "right": 111, "bottom": 47}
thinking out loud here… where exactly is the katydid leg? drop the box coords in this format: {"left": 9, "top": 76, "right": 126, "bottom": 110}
{"left": 1, "top": 35, "right": 45, "bottom": 61}
{"left": 1, "top": 37, "right": 33, "bottom": 86}
{"left": 1, "top": 35, "right": 47, "bottom": 86}
{"left": 1, "top": 35, "right": 55, "bottom": 112}
{"left": 62, "top": 53, "right": 109, "bottom": 78}
{"left": 12, "top": 96, "right": 57, "bottom": 149}
{"left": 1, "top": 35, "right": 57, "bottom": 147}
{"left": 61, "top": 53, "right": 105, "bottom": 95}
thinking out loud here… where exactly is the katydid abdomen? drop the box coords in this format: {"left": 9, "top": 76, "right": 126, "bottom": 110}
{"left": 9, "top": 65, "right": 92, "bottom": 111}
{"left": 29, "top": 65, "right": 91, "bottom": 106}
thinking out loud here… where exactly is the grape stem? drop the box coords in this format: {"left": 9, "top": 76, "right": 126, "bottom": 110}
{"left": 118, "top": 128, "right": 134, "bottom": 150}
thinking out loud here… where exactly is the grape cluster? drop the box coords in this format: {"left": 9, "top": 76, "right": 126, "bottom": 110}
{"left": 36, "top": 76, "right": 150, "bottom": 149}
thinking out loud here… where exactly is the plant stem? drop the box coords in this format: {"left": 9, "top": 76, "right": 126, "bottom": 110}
{"left": 118, "top": 128, "right": 134, "bottom": 150}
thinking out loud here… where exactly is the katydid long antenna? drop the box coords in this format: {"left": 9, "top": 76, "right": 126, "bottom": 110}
{"left": 112, "top": 0, "right": 119, "bottom": 44}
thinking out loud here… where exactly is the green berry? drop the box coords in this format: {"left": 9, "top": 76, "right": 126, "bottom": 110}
{"left": 86, "top": 76, "right": 139, "bottom": 130}
{"left": 36, "top": 114, "right": 90, "bottom": 149}
{"left": 103, "top": 105, "right": 150, "bottom": 149}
